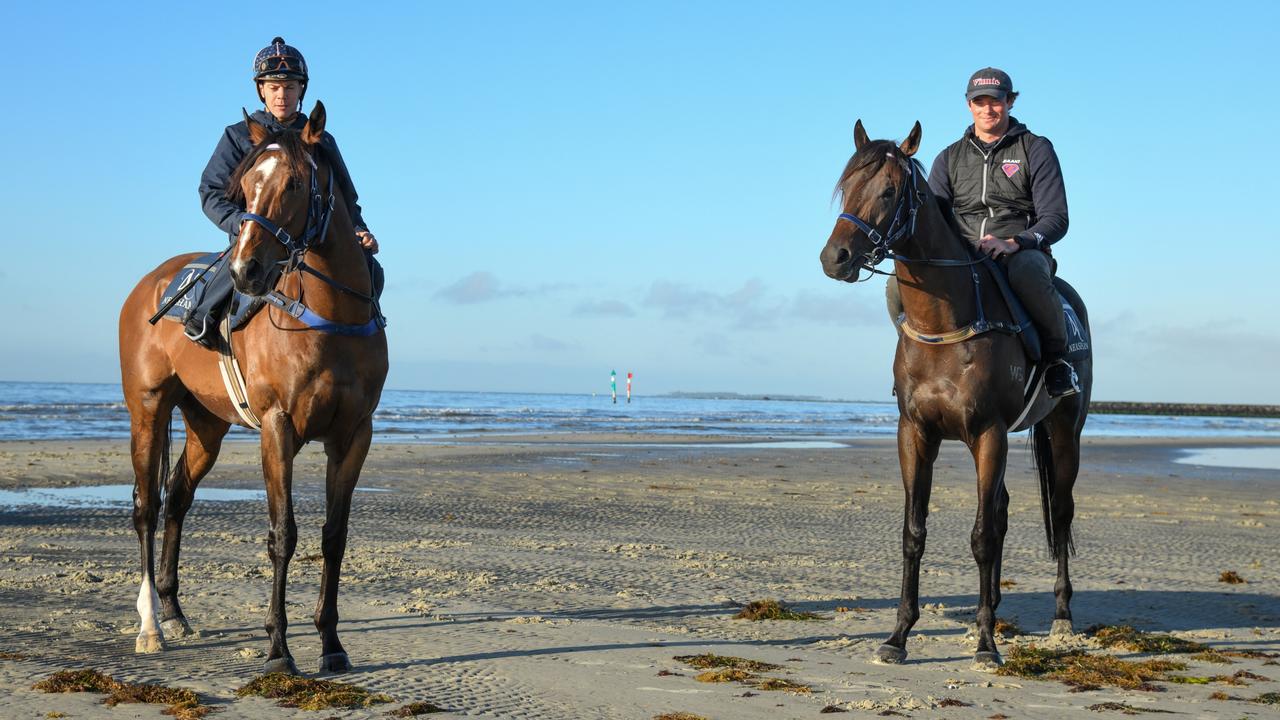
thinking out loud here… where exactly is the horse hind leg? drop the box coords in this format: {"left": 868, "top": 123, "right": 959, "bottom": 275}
{"left": 156, "top": 396, "right": 230, "bottom": 639}
{"left": 315, "top": 418, "right": 374, "bottom": 674}
{"left": 1036, "top": 409, "right": 1083, "bottom": 638}
{"left": 878, "top": 421, "right": 939, "bottom": 664}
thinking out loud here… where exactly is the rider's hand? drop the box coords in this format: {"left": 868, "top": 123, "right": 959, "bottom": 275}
{"left": 356, "top": 230, "right": 379, "bottom": 254}
{"left": 978, "top": 234, "right": 1019, "bottom": 258}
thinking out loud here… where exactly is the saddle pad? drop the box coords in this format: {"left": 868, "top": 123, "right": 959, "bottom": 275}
{"left": 157, "top": 252, "right": 262, "bottom": 330}
{"left": 1061, "top": 299, "right": 1089, "bottom": 363}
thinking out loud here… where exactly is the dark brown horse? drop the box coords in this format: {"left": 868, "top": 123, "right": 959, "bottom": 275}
{"left": 118, "top": 101, "right": 388, "bottom": 674}
{"left": 819, "top": 121, "right": 1091, "bottom": 668}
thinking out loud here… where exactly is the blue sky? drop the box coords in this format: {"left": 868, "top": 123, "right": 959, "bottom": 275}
{"left": 3, "top": 1, "right": 1277, "bottom": 403}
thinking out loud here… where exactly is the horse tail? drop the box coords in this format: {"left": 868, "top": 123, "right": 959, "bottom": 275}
{"left": 1031, "top": 421, "right": 1063, "bottom": 556}
{"left": 158, "top": 412, "right": 174, "bottom": 521}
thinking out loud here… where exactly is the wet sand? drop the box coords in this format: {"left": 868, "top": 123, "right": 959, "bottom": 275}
{"left": 0, "top": 434, "right": 1278, "bottom": 718}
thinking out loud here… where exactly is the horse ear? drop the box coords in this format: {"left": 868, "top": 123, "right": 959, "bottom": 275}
{"left": 900, "top": 121, "right": 922, "bottom": 157}
{"left": 854, "top": 119, "right": 870, "bottom": 151}
{"left": 301, "top": 101, "right": 326, "bottom": 145}
{"left": 244, "top": 109, "right": 269, "bottom": 145}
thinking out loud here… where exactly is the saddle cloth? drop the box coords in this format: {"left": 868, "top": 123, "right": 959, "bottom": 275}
{"left": 157, "top": 252, "right": 262, "bottom": 330}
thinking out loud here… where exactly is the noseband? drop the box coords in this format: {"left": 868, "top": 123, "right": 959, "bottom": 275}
{"left": 837, "top": 154, "right": 927, "bottom": 270}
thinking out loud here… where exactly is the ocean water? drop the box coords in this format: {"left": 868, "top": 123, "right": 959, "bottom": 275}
{"left": 1, "top": 381, "right": 1277, "bottom": 442}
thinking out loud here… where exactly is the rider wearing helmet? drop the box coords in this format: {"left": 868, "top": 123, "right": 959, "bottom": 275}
{"left": 184, "top": 37, "right": 378, "bottom": 346}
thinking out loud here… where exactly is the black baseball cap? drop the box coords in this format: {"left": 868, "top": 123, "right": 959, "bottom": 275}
{"left": 965, "top": 67, "right": 1013, "bottom": 101}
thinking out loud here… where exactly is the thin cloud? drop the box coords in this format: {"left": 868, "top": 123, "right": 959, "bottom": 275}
{"left": 572, "top": 299, "right": 635, "bottom": 318}
{"left": 527, "top": 333, "right": 574, "bottom": 352}
{"left": 436, "top": 272, "right": 574, "bottom": 305}
{"left": 435, "top": 271, "right": 502, "bottom": 304}
{"left": 641, "top": 278, "right": 880, "bottom": 330}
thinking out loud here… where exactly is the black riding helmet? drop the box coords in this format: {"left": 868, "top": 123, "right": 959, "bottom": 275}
{"left": 253, "top": 37, "right": 308, "bottom": 104}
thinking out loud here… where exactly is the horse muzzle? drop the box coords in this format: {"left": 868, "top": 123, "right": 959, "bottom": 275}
{"left": 230, "top": 257, "right": 273, "bottom": 296}
{"left": 821, "top": 244, "right": 861, "bottom": 283}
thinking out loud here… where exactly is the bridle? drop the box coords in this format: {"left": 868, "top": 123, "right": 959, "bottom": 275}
{"left": 835, "top": 148, "right": 1016, "bottom": 346}
{"left": 241, "top": 144, "right": 334, "bottom": 257}
{"left": 836, "top": 152, "right": 983, "bottom": 279}
{"left": 238, "top": 143, "right": 386, "bottom": 335}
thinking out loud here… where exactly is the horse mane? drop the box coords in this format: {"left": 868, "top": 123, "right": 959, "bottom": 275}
{"left": 832, "top": 139, "right": 900, "bottom": 205}
{"left": 224, "top": 129, "right": 327, "bottom": 206}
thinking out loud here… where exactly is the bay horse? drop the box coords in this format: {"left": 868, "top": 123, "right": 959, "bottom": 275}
{"left": 819, "top": 121, "right": 1091, "bottom": 668}
{"left": 118, "top": 101, "right": 388, "bottom": 675}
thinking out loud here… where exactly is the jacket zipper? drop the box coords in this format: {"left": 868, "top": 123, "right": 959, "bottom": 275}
{"left": 969, "top": 137, "right": 995, "bottom": 238}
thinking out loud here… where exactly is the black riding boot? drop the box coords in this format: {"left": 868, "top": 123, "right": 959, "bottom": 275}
{"left": 182, "top": 262, "right": 235, "bottom": 349}
{"left": 1004, "top": 250, "right": 1079, "bottom": 398}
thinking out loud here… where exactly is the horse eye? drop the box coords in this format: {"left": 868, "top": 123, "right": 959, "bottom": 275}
{"left": 286, "top": 178, "right": 301, "bottom": 192}
{"left": 881, "top": 187, "right": 896, "bottom": 200}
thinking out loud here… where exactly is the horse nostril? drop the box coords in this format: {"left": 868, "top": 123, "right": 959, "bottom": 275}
{"left": 835, "top": 247, "right": 851, "bottom": 265}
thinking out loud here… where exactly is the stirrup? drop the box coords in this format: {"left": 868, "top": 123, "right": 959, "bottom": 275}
{"left": 1046, "top": 359, "right": 1080, "bottom": 399}
{"left": 183, "top": 317, "right": 215, "bottom": 347}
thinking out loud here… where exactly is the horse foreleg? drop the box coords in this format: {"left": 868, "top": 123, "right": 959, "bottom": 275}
{"left": 156, "top": 399, "right": 230, "bottom": 638}
{"left": 128, "top": 400, "right": 171, "bottom": 654}
{"left": 878, "top": 420, "right": 938, "bottom": 664}
{"left": 970, "top": 427, "right": 1010, "bottom": 669}
{"left": 315, "top": 417, "right": 373, "bottom": 674}
{"left": 260, "top": 410, "right": 300, "bottom": 675}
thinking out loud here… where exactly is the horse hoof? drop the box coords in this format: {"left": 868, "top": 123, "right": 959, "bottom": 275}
{"left": 1050, "top": 619, "right": 1074, "bottom": 638}
{"left": 319, "top": 652, "right": 352, "bottom": 674}
{"left": 875, "top": 644, "right": 907, "bottom": 664}
{"left": 263, "top": 656, "right": 300, "bottom": 676}
{"left": 134, "top": 631, "right": 165, "bottom": 654}
{"left": 161, "top": 617, "right": 194, "bottom": 638}
{"left": 972, "top": 651, "right": 1004, "bottom": 670}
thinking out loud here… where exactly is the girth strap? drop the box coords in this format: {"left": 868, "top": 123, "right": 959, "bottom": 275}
{"left": 217, "top": 313, "right": 262, "bottom": 430}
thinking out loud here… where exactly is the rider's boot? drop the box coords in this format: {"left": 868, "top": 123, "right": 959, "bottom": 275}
{"left": 182, "top": 263, "right": 234, "bottom": 349}
{"left": 1045, "top": 357, "right": 1081, "bottom": 398}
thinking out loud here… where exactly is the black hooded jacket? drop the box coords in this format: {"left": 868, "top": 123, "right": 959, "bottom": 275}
{"left": 198, "top": 110, "right": 369, "bottom": 237}
{"left": 927, "top": 117, "right": 1067, "bottom": 251}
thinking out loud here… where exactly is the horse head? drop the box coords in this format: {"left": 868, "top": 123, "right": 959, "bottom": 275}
{"left": 820, "top": 120, "right": 922, "bottom": 282}
{"left": 228, "top": 101, "right": 330, "bottom": 296}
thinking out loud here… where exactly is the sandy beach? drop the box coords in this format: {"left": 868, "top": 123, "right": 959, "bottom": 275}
{"left": 0, "top": 434, "right": 1277, "bottom": 718}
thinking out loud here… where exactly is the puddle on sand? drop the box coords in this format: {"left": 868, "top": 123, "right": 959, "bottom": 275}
{"left": 0, "top": 484, "right": 394, "bottom": 510}
{"left": 1175, "top": 447, "right": 1280, "bottom": 471}
{"left": 0, "top": 485, "right": 266, "bottom": 510}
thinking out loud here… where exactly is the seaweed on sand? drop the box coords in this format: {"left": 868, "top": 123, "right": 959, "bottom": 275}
{"left": 236, "top": 673, "right": 392, "bottom": 711}
{"left": 997, "top": 646, "right": 1186, "bottom": 691}
{"left": 1085, "top": 701, "right": 1173, "bottom": 714}
{"left": 1087, "top": 625, "right": 1209, "bottom": 654}
{"left": 673, "top": 654, "right": 781, "bottom": 672}
{"left": 387, "top": 700, "right": 448, "bottom": 716}
{"left": 734, "top": 599, "right": 824, "bottom": 621}
{"left": 34, "top": 669, "right": 212, "bottom": 720}
{"left": 753, "top": 677, "right": 812, "bottom": 693}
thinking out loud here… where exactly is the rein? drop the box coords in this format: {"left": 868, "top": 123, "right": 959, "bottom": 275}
{"left": 838, "top": 153, "right": 1015, "bottom": 345}
{"left": 240, "top": 144, "right": 385, "bottom": 336}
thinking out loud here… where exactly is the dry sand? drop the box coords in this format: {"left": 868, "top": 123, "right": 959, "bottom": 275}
{"left": 0, "top": 434, "right": 1277, "bottom": 718}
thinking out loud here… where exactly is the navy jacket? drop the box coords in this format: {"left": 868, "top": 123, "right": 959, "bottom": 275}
{"left": 928, "top": 118, "right": 1067, "bottom": 250}
{"left": 199, "top": 110, "right": 369, "bottom": 237}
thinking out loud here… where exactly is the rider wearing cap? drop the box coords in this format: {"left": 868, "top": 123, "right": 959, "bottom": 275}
{"left": 184, "top": 37, "right": 378, "bottom": 346}
{"left": 928, "top": 67, "right": 1079, "bottom": 398}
